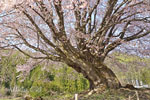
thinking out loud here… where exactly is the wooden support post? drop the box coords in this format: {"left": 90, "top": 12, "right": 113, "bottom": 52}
{"left": 75, "top": 94, "right": 78, "bottom": 100}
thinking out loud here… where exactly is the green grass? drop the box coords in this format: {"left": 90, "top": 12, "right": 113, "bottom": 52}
{"left": 0, "top": 97, "right": 23, "bottom": 100}
{"left": 79, "top": 89, "right": 150, "bottom": 100}
{"left": 0, "top": 99, "right": 17, "bottom": 100}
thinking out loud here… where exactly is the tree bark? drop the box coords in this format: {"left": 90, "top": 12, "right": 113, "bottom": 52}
{"left": 86, "top": 65, "right": 122, "bottom": 90}
{"left": 65, "top": 59, "right": 121, "bottom": 90}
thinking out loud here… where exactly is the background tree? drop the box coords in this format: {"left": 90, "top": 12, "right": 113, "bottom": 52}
{"left": 0, "top": 0, "right": 150, "bottom": 91}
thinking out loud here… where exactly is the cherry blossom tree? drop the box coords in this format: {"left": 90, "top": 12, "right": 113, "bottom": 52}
{"left": 0, "top": 0, "right": 150, "bottom": 91}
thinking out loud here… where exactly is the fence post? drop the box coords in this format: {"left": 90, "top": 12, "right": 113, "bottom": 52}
{"left": 75, "top": 94, "right": 78, "bottom": 100}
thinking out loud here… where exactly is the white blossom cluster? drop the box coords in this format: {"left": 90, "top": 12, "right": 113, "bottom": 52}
{"left": 16, "top": 64, "right": 33, "bottom": 73}
{"left": 0, "top": 0, "right": 87, "bottom": 11}
{"left": 0, "top": 0, "right": 41, "bottom": 11}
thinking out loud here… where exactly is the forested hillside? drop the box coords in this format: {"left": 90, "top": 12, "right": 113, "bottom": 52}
{"left": 0, "top": 50, "right": 150, "bottom": 99}
{"left": 0, "top": 50, "right": 89, "bottom": 99}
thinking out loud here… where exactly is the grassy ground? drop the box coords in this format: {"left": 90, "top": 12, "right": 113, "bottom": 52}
{"left": 36, "top": 88, "right": 150, "bottom": 100}
{"left": 79, "top": 88, "right": 150, "bottom": 100}
{"left": 0, "top": 98, "right": 23, "bottom": 100}
{"left": 1, "top": 88, "right": 150, "bottom": 100}
{"left": 0, "top": 99, "right": 19, "bottom": 100}
{"left": 0, "top": 97, "right": 23, "bottom": 100}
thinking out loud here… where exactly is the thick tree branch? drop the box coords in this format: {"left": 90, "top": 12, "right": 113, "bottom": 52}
{"left": 23, "top": 10, "right": 67, "bottom": 58}
{"left": 33, "top": 1, "right": 59, "bottom": 42}
{"left": 14, "top": 45, "right": 61, "bottom": 61}
{"left": 81, "top": 0, "right": 100, "bottom": 33}
{"left": 124, "top": 30, "right": 150, "bottom": 41}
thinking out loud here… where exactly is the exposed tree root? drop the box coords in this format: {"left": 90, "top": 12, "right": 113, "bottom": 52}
{"left": 70, "top": 84, "right": 150, "bottom": 100}
{"left": 122, "top": 84, "right": 150, "bottom": 91}
{"left": 70, "top": 84, "right": 108, "bottom": 100}
{"left": 121, "top": 84, "right": 138, "bottom": 90}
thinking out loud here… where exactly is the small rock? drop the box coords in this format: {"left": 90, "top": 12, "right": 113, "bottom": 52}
{"left": 34, "top": 96, "right": 43, "bottom": 100}
{"left": 24, "top": 96, "right": 32, "bottom": 100}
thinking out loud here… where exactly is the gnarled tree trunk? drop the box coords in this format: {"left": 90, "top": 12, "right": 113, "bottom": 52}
{"left": 66, "top": 59, "right": 121, "bottom": 90}
{"left": 84, "top": 64, "right": 121, "bottom": 90}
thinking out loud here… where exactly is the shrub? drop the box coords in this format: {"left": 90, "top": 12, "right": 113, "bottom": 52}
{"left": 29, "top": 81, "right": 62, "bottom": 97}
